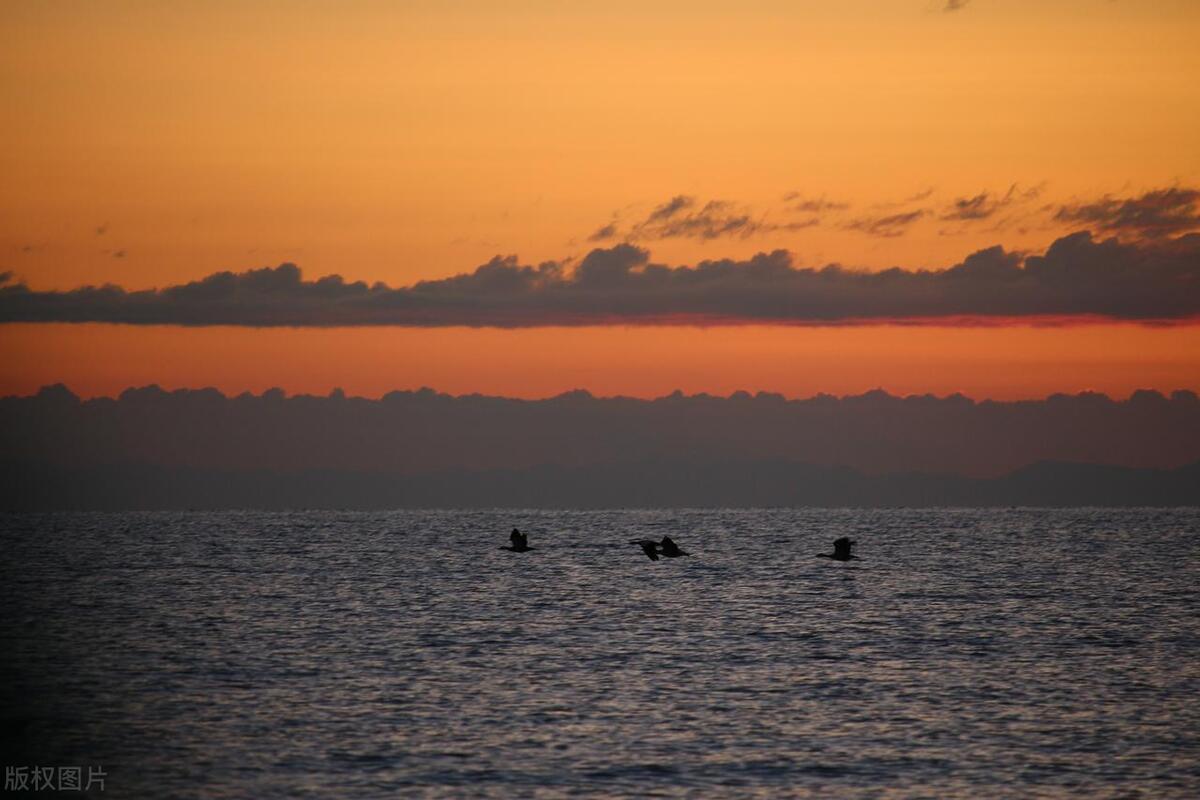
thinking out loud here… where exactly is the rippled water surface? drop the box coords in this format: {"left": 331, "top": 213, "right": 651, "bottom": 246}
{"left": 3, "top": 509, "right": 1199, "bottom": 798}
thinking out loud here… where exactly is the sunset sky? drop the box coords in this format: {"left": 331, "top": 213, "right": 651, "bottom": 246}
{"left": 3, "top": 0, "right": 1199, "bottom": 400}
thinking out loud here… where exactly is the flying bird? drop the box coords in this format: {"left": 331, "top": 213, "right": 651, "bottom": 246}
{"left": 502, "top": 528, "right": 532, "bottom": 553}
{"left": 658, "top": 536, "right": 689, "bottom": 558}
{"left": 817, "top": 536, "right": 860, "bottom": 561}
{"left": 630, "top": 538, "right": 660, "bottom": 561}
{"left": 629, "top": 535, "right": 690, "bottom": 560}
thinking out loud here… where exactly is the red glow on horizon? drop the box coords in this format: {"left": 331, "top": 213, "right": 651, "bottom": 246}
{"left": 3, "top": 322, "right": 1199, "bottom": 404}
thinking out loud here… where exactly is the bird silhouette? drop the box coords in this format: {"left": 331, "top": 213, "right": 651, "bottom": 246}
{"left": 658, "top": 536, "right": 689, "bottom": 557}
{"left": 817, "top": 536, "right": 859, "bottom": 561}
{"left": 629, "top": 539, "right": 660, "bottom": 560}
{"left": 502, "top": 528, "right": 532, "bottom": 552}
{"left": 629, "top": 535, "right": 689, "bottom": 560}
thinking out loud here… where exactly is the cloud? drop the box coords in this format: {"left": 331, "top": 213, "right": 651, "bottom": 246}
{"left": 782, "top": 193, "right": 851, "bottom": 214}
{"left": 868, "top": 188, "right": 936, "bottom": 213}
{"left": 3, "top": 231, "right": 1199, "bottom": 327}
{"left": 940, "top": 185, "right": 1042, "bottom": 222}
{"left": 6, "top": 384, "right": 1200, "bottom": 501}
{"left": 587, "top": 222, "right": 618, "bottom": 242}
{"left": 944, "top": 0, "right": 970, "bottom": 11}
{"left": 628, "top": 196, "right": 764, "bottom": 241}
{"left": 942, "top": 193, "right": 995, "bottom": 221}
{"left": 595, "top": 195, "right": 820, "bottom": 243}
{"left": 844, "top": 209, "right": 927, "bottom": 237}
{"left": 1054, "top": 188, "right": 1200, "bottom": 237}
{"left": 645, "top": 195, "right": 694, "bottom": 224}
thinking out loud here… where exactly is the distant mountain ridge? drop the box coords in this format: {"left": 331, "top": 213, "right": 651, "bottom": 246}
{"left": 2, "top": 458, "right": 1197, "bottom": 510}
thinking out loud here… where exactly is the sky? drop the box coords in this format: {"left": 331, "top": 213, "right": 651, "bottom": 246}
{"left": 2, "top": 0, "right": 1199, "bottom": 400}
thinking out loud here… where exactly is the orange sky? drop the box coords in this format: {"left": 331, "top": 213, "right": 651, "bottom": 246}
{"left": 4, "top": 322, "right": 1198, "bottom": 402}
{"left": 2, "top": 0, "right": 1199, "bottom": 399}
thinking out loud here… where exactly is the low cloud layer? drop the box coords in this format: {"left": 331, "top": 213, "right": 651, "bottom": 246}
{"left": 2, "top": 231, "right": 1199, "bottom": 327}
{"left": 4, "top": 384, "right": 1199, "bottom": 486}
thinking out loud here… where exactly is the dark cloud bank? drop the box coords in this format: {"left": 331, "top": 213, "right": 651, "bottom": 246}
{"left": 3, "top": 385, "right": 1198, "bottom": 509}
{"left": 3, "top": 230, "right": 1200, "bottom": 327}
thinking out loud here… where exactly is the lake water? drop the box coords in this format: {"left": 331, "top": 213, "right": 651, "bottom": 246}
{"left": 3, "top": 509, "right": 1199, "bottom": 798}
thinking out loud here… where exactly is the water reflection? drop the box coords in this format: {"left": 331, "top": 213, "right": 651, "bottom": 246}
{"left": 2, "top": 508, "right": 1199, "bottom": 797}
